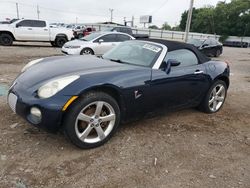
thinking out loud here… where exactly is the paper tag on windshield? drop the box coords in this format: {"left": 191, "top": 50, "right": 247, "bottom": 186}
{"left": 143, "top": 44, "right": 161, "bottom": 53}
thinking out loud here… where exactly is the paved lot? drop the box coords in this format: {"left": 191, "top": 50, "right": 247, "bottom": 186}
{"left": 0, "top": 42, "right": 250, "bottom": 188}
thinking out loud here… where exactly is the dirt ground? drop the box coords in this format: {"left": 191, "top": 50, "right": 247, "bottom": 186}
{"left": 0, "top": 42, "right": 250, "bottom": 188}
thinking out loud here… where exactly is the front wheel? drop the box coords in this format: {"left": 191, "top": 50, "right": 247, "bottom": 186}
{"left": 80, "top": 48, "right": 94, "bottom": 55}
{"left": 199, "top": 80, "right": 227, "bottom": 113}
{"left": 63, "top": 92, "right": 120, "bottom": 149}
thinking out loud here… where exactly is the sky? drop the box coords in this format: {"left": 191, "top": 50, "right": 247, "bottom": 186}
{"left": 0, "top": 0, "right": 230, "bottom": 27}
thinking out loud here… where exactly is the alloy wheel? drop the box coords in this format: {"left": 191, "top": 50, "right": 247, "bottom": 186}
{"left": 208, "top": 84, "right": 226, "bottom": 112}
{"left": 74, "top": 101, "right": 116, "bottom": 144}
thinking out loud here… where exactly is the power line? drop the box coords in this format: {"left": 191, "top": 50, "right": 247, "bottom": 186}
{"left": 149, "top": 0, "right": 169, "bottom": 15}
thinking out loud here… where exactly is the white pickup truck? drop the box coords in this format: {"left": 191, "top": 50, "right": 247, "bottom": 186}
{"left": 0, "top": 19, "right": 74, "bottom": 47}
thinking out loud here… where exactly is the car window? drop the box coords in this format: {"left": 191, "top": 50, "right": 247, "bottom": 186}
{"left": 32, "top": 20, "right": 46, "bottom": 27}
{"left": 204, "top": 39, "right": 211, "bottom": 45}
{"left": 98, "top": 34, "right": 117, "bottom": 42}
{"left": 116, "top": 34, "right": 131, "bottom": 42}
{"left": 164, "top": 49, "right": 198, "bottom": 67}
{"left": 17, "top": 20, "right": 33, "bottom": 27}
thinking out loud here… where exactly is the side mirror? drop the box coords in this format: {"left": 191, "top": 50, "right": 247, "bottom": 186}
{"left": 98, "top": 39, "right": 104, "bottom": 43}
{"left": 16, "top": 24, "right": 20, "bottom": 28}
{"left": 202, "top": 44, "right": 209, "bottom": 48}
{"left": 163, "top": 59, "right": 181, "bottom": 74}
{"left": 168, "top": 59, "right": 181, "bottom": 67}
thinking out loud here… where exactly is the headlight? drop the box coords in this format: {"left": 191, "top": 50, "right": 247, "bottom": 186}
{"left": 68, "top": 46, "right": 81, "bottom": 49}
{"left": 64, "top": 45, "right": 81, "bottom": 49}
{"left": 21, "top": 58, "right": 44, "bottom": 72}
{"left": 38, "top": 75, "right": 79, "bottom": 99}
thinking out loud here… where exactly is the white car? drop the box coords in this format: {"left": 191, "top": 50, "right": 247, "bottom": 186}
{"left": 61, "top": 32, "right": 135, "bottom": 56}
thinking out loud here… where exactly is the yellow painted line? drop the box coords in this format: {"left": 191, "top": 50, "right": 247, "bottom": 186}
{"left": 62, "top": 96, "right": 78, "bottom": 111}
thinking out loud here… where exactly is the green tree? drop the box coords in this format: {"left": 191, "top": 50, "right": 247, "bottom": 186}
{"left": 149, "top": 25, "right": 159, "bottom": 29}
{"left": 161, "top": 22, "right": 171, "bottom": 30}
{"left": 179, "top": 0, "right": 250, "bottom": 36}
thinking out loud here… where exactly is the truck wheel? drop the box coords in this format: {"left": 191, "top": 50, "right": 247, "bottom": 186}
{"left": 50, "top": 41, "right": 57, "bottom": 47}
{"left": 0, "top": 33, "right": 13, "bottom": 46}
{"left": 55, "top": 37, "right": 67, "bottom": 47}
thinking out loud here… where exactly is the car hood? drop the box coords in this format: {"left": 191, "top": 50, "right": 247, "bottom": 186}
{"left": 17, "top": 55, "right": 147, "bottom": 88}
{"left": 64, "top": 39, "right": 91, "bottom": 47}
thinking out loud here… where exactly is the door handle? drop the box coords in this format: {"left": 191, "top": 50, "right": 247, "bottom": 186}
{"left": 44, "top": 29, "right": 48, "bottom": 31}
{"left": 27, "top": 28, "right": 32, "bottom": 30}
{"left": 194, "top": 70, "right": 204, "bottom": 74}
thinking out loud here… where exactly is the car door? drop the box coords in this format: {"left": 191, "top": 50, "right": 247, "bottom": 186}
{"left": 201, "top": 39, "right": 213, "bottom": 56}
{"left": 150, "top": 49, "right": 209, "bottom": 109}
{"left": 93, "top": 34, "right": 117, "bottom": 55}
{"left": 14, "top": 20, "right": 35, "bottom": 40}
{"left": 31, "top": 20, "right": 49, "bottom": 41}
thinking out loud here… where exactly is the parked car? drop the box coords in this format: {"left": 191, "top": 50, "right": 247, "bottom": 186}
{"left": 223, "top": 41, "right": 249, "bottom": 48}
{"left": 0, "top": 19, "right": 74, "bottom": 47}
{"left": 73, "top": 27, "right": 96, "bottom": 39}
{"left": 62, "top": 32, "right": 134, "bottom": 56}
{"left": 105, "top": 26, "right": 149, "bottom": 39}
{"left": 8, "top": 39, "right": 230, "bottom": 149}
{"left": 188, "top": 38, "right": 223, "bottom": 57}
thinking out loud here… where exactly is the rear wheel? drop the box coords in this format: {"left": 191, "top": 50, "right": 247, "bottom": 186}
{"left": 0, "top": 33, "right": 13, "bottom": 46}
{"left": 199, "top": 80, "right": 227, "bottom": 113}
{"left": 80, "top": 48, "right": 94, "bottom": 55}
{"left": 63, "top": 92, "right": 120, "bottom": 149}
{"left": 55, "top": 37, "right": 67, "bottom": 47}
{"left": 50, "top": 41, "right": 57, "bottom": 47}
{"left": 215, "top": 49, "right": 221, "bottom": 57}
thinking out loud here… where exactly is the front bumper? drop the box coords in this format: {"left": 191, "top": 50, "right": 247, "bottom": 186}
{"left": 61, "top": 46, "right": 81, "bottom": 55}
{"left": 8, "top": 81, "right": 73, "bottom": 133}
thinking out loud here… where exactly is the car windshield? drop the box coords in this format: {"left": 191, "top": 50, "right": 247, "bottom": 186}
{"left": 187, "top": 38, "right": 204, "bottom": 47}
{"left": 79, "top": 32, "right": 102, "bottom": 41}
{"left": 103, "top": 41, "right": 163, "bottom": 67}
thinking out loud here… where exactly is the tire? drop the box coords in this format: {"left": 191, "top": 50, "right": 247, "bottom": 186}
{"left": 63, "top": 91, "right": 120, "bottom": 149}
{"left": 50, "top": 41, "right": 57, "bottom": 47}
{"left": 0, "top": 33, "right": 13, "bottom": 46}
{"left": 55, "top": 37, "right": 67, "bottom": 47}
{"left": 214, "top": 49, "right": 221, "bottom": 57}
{"left": 198, "top": 80, "right": 227, "bottom": 113}
{"left": 80, "top": 48, "right": 94, "bottom": 55}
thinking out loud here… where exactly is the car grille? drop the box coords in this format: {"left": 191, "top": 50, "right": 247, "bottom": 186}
{"left": 8, "top": 93, "right": 17, "bottom": 113}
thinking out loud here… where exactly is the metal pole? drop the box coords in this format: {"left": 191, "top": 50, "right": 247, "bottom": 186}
{"left": 37, "top": 5, "right": 40, "bottom": 20}
{"left": 16, "top": 3, "right": 19, "bottom": 19}
{"left": 109, "top": 9, "right": 114, "bottom": 22}
{"left": 184, "top": 0, "right": 194, "bottom": 42}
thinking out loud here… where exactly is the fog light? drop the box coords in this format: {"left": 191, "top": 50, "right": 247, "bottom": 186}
{"left": 30, "top": 107, "right": 42, "bottom": 119}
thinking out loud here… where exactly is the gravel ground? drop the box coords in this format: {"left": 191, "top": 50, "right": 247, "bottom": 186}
{"left": 0, "top": 42, "right": 250, "bottom": 188}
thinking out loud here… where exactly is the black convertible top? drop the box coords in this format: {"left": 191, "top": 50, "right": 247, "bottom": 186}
{"left": 137, "top": 38, "right": 211, "bottom": 63}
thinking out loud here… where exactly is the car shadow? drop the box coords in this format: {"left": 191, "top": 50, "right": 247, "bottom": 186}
{"left": 11, "top": 44, "right": 57, "bottom": 48}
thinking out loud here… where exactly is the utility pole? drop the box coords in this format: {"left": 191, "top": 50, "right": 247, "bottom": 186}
{"left": 132, "top": 16, "right": 134, "bottom": 27}
{"left": 109, "top": 8, "right": 114, "bottom": 23}
{"left": 16, "top": 3, "right": 19, "bottom": 19}
{"left": 184, "top": 0, "right": 194, "bottom": 42}
{"left": 37, "top": 5, "right": 40, "bottom": 20}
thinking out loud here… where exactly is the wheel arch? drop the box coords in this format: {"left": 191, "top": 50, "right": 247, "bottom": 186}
{"left": 55, "top": 33, "right": 68, "bottom": 41}
{"left": 0, "top": 31, "right": 15, "bottom": 40}
{"left": 214, "top": 75, "right": 229, "bottom": 88}
{"left": 63, "top": 84, "right": 126, "bottom": 121}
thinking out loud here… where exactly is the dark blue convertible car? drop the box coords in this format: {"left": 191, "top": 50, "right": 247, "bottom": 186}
{"left": 8, "top": 39, "right": 230, "bottom": 148}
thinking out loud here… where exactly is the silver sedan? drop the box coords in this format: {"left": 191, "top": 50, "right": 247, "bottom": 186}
{"left": 62, "top": 32, "right": 134, "bottom": 56}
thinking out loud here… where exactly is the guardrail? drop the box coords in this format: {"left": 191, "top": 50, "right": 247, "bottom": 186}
{"left": 84, "top": 24, "right": 220, "bottom": 41}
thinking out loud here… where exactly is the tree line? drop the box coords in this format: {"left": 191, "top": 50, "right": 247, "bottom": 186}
{"left": 149, "top": 0, "right": 250, "bottom": 37}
